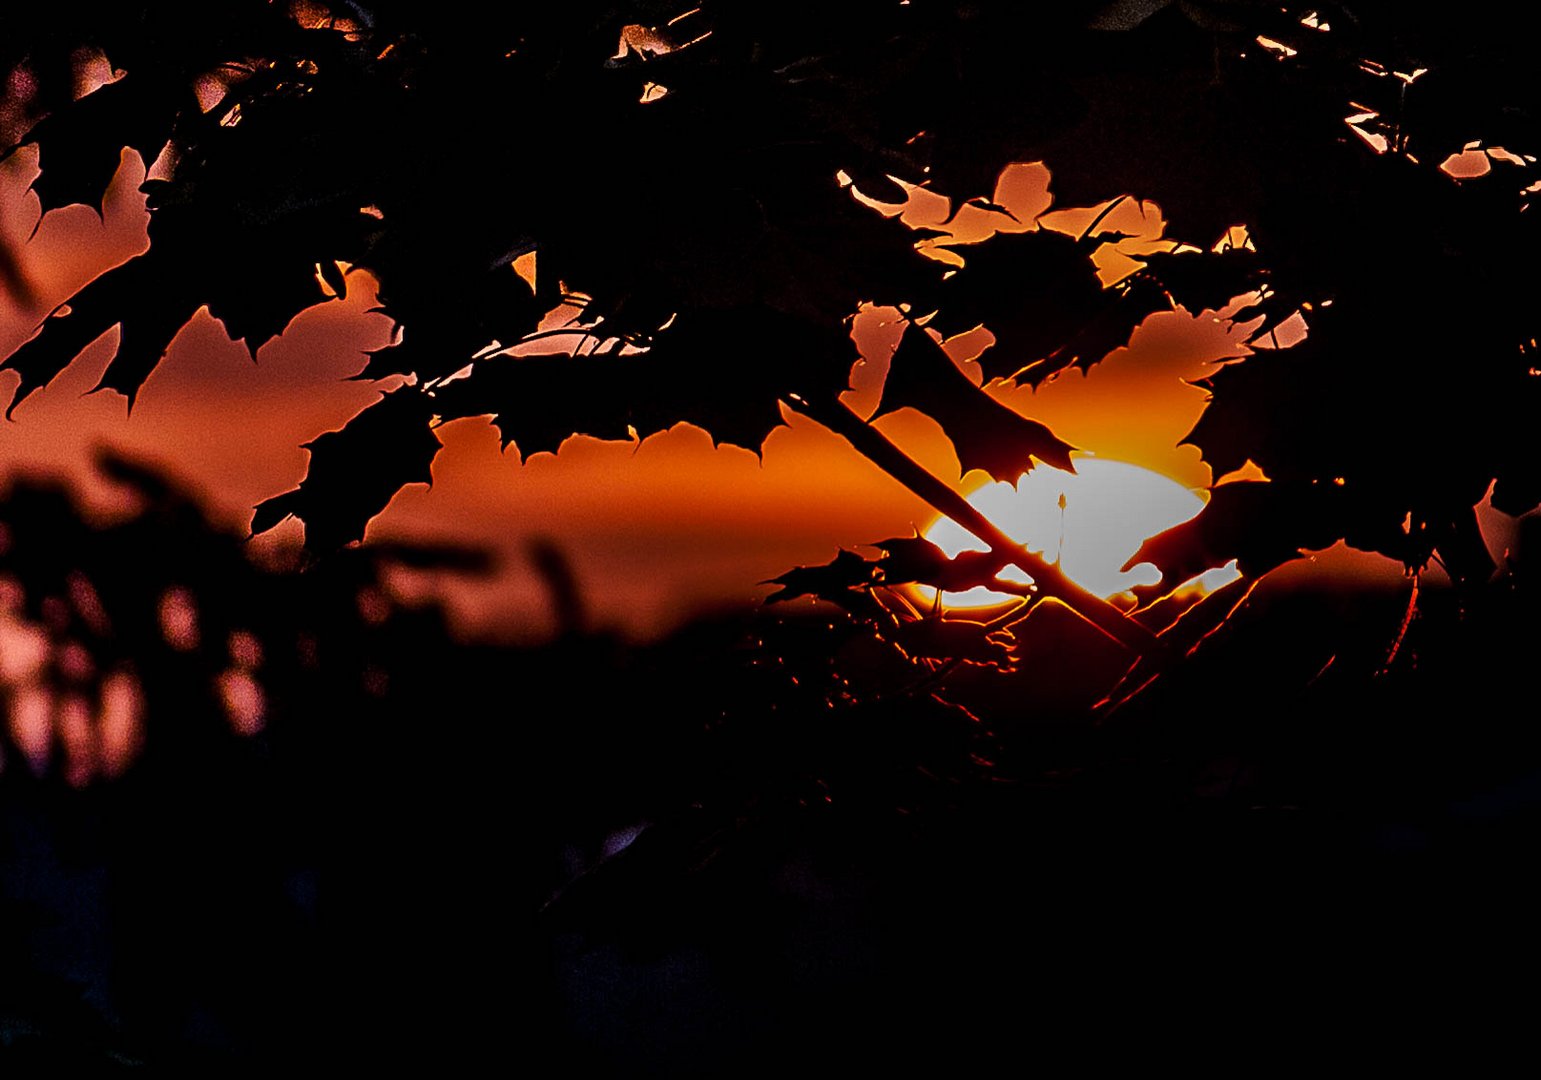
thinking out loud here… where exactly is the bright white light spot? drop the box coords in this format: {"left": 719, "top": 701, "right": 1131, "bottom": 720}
{"left": 921, "top": 458, "right": 1215, "bottom": 606}
{"left": 1188, "top": 560, "right": 1240, "bottom": 595}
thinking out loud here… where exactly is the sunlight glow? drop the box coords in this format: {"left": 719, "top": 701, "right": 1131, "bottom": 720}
{"left": 920, "top": 458, "right": 1238, "bottom": 607}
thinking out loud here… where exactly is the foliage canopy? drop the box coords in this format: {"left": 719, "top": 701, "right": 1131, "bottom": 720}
{"left": 2, "top": 0, "right": 1538, "bottom": 644}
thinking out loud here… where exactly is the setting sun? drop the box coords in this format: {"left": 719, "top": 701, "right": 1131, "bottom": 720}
{"left": 921, "top": 458, "right": 1240, "bottom": 607}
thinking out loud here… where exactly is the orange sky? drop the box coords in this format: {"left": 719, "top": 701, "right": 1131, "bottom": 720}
{"left": 0, "top": 148, "right": 1453, "bottom": 641}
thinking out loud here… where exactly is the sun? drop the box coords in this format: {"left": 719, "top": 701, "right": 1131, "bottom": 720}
{"left": 920, "top": 458, "right": 1240, "bottom": 607}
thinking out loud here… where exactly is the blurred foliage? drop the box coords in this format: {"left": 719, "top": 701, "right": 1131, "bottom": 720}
{"left": 0, "top": 440, "right": 1538, "bottom": 1069}
{"left": 0, "top": 452, "right": 1004, "bottom": 1066}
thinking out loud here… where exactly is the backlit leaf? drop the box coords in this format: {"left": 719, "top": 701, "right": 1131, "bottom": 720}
{"left": 875, "top": 324, "right": 1075, "bottom": 479}
{"left": 252, "top": 388, "right": 442, "bottom": 552}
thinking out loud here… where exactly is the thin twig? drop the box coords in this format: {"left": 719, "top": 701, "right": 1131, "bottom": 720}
{"left": 1379, "top": 571, "right": 1419, "bottom": 674}
{"left": 1077, "top": 195, "right": 1130, "bottom": 243}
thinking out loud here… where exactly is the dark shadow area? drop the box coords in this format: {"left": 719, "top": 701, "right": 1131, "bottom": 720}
{"left": 3, "top": 454, "right": 1539, "bottom": 1069}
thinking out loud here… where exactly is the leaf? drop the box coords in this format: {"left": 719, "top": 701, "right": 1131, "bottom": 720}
{"left": 930, "top": 229, "right": 1108, "bottom": 382}
{"left": 436, "top": 306, "right": 857, "bottom": 457}
{"left": 1139, "top": 248, "right": 1265, "bottom": 314}
{"left": 358, "top": 217, "right": 543, "bottom": 380}
{"left": 1026, "top": 9, "right": 1290, "bottom": 243}
{"left": 91, "top": 290, "right": 203, "bottom": 407}
{"left": 875, "top": 324, "right": 1075, "bottom": 479}
{"left": 1024, "top": 272, "right": 1173, "bottom": 383}
{"left": 1122, "top": 481, "right": 1344, "bottom": 607}
{"left": 18, "top": 75, "right": 176, "bottom": 213}
{"left": 762, "top": 549, "right": 876, "bottom": 604}
{"left": 870, "top": 534, "right": 1009, "bottom": 592}
{"left": 4, "top": 261, "right": 141, "bottom": 415}
{"left": 896, "top": 10, "right": 1087, "bottom": 203}
{"left": 1490, "top": 377, "right": 1541, "bottom": 517}
{"left": 252, "top": 387, "right": 441, "bottom": 552}
{"left": 5, "top": 302, "right": 120, "bottom": 419}
{"left": 433, "top": 348, "right": 638, "bottom": 456}
{"left": 629, "top": 307, "right": 858, "bottom": 452}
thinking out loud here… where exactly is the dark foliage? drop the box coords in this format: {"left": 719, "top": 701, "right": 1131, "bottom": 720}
{"left": 875, "top": 324, "right": 1076, "bottom": 478}
{"left": 1, "top": 1, "right": 1533, "bottom": 617}
{"left": 4, "top": 5, "right": 1541, "bottom": 1066}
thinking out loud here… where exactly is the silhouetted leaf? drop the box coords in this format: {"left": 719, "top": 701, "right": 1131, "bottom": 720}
{"left": 629, "top": 308, "right": 857, "bottom": 453}
{"left": 4, "top": 261, "right": 151, "bottom": 416}
{"left": 1025, "top": 272, "right": 1174, "bottom": 382}
{"left": 1123, "top": 481, "right": 1344, "bottom": 606}
{"left": 875, "top": 324, "right": 1075, "bottom": 479}
{"left": 3, "top": 0, "right": 1538, "bottom": 615}
{"left": 432, "top": 351, "right": 635, "bottom": 457}
{"left": 930, "top": 230, "right": 1107, "bottom": 382}
{"left": 871, "top": 534, "right": 1008, "bottom": 592}
{"left": 91, "top": 287, "right": 202, "bottom": 407}
{"left": 252, "top": 388, "right": 441, "bottom": 551}
{"left": 435, "top": 307, "right": 857, "bottom": 459}
{"left": 763, "top": 549, "right": 875, "bottom": 604}
{"left": 16, "top": 75, "right": 175, "bottom": 213}
{"left": 1140, "top": 248, "right": 1265, "bottom": 313}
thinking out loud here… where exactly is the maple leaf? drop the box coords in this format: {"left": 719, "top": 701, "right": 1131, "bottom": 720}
{"left": 762, "top": 549, "right": 877, "bottom": 605}
{"left": 2, "top": 257, "right": 200, "bottom": 415}
{"left": 875, "top": 324, "right": 1075, "bottom": 480}
{"left": 929, "top": 229, "right": 1108, "bottom": 383}
{"left": 12, "top": 75, "right": 176, "bottom": 213}
{"left": 870, "top": 534, "right": 1010, "bottom": 593}
{"left": 1123, "top": 481, "right": 1344, "bottom": 607}
{"left": 252, "top": 388, "right": 442, "bottom": 552}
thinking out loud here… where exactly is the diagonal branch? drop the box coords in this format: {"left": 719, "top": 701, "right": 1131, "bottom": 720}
{"left": 785, "top": 395, "right": 1166, "bottom": 659}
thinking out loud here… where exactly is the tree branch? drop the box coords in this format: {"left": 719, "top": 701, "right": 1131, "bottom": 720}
{"left": 786, "top": 395, "right": 1166, "bottom": 658}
